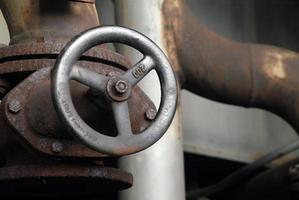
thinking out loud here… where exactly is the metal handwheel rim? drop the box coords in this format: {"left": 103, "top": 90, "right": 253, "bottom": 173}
{"left": 52, "top": 26, "right": 177, "bottom": 156}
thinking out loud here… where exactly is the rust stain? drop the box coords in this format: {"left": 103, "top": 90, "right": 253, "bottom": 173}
{"left": 161, "top": 0, "right": 184, "bottom": 85}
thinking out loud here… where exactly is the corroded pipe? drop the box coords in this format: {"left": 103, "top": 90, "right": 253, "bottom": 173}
{"left": 0, "top": 0, "right": 99, "bottom": 44}
{"left": 163, "top": 0, "right": 299, "bottom": 133}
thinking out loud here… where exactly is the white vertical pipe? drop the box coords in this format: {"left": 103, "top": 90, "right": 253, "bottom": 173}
{"left": 0, "top": 10, "right": 9, "bottom": 44}
{"left": 115, "top": 1, "right": 185, "bottom": 200}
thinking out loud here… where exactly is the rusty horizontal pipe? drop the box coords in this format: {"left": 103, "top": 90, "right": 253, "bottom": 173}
{"left": 0, "top": 0, "right": 99, "bottom": 44}
{"left": 163, "top": 0, "right": 299, "bottom": 133}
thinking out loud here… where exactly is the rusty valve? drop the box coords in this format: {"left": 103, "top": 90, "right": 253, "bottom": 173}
{"left": 51, "top": 26, "right": 177, "bottom": 156}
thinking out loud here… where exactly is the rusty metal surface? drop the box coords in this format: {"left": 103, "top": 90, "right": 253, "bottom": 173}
{"left": 0, "top": 0, "right": 140, "bottom": 195}
{"left": 0, "top": 42, "right": 130, "bottom": 74}
{"left": 0, "top": 43, "right": 131, "bottom": 104}
{"left": 0, "top": 0, "right": 100, "bottom": 45}
{"left": 162, "top": 0, "right": 299, "bottom": 135}
{"left": 2, "top": 65, "right": 156, "bottom": 158}
{"left": 162, "top": 0, "right": 184, "bottom": 84}
{"left": 0, "top": 164, "right": 132, "bottom": 197}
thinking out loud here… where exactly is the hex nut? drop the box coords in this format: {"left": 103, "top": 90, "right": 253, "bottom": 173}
{"left": 114, "top": 80, "right": 128, "bottom": 94}
{"left": 145, "top": 108, "right": 157, "bottom": 121}
{"left": 8, "top": 100, "right": 22, "bottom": 113}
{"left": 51, "top": 141, "right": 64, "bottom": 153}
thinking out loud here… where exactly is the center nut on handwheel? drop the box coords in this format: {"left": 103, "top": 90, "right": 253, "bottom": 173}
{"left": 106, "top": 77, "right": 132, "bottom": 101}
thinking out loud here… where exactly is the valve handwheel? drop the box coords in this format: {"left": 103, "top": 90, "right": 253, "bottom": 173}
{"left": 52, "top": 26, "right": 177, "bottom": 156}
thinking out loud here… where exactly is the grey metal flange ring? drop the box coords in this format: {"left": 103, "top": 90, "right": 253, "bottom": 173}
{"left": 52, "top": 26, "right": 177, "bottom": 156}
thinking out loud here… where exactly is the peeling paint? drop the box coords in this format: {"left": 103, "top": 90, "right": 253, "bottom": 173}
{"left": 264, "top": 51, "right": 296, "bottom": 79}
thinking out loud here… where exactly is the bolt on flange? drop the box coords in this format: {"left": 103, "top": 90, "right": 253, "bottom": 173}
{"left": 8, "top": 100, "right": 22, "bottom": 113}
{"left": 51, "top": 141, "right": 64, "bottom": 153}
{"left": 145, "top": 108, "right": 157, "bottom": 121}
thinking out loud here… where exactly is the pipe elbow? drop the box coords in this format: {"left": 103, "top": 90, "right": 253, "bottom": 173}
{"left": 249, "top": 44, "right": 299, "bottom": 132}
{"left": 165, "top": 0, "right": 299, "bottom": 133}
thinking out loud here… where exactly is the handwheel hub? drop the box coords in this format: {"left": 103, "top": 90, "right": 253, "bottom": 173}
{"left": 106, "top": 76, "right": 132, "bottom": 102}
{"left": 115, "top": 80, "right": 128, "bottom": 94}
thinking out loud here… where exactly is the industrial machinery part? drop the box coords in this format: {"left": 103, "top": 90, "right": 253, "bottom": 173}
{"left": 0, "top": 39, "right": 140, "bottom": 197}
{"left": 52, "top": 26, "right": 177, "bottom": 156}
{"left": 0, "top": 0, "right": 177, "bottom": 197}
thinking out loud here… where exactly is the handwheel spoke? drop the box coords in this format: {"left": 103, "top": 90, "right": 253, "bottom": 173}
{"left": 70, "top": 65, "right": 108, "bottom": 93}
{"left": 121, "top": 56, "right": 155, "bottom": 86}
{"left": 112, "top": 101, "right": 133, "bottom": 136}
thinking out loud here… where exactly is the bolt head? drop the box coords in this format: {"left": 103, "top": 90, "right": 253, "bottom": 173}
{"left": 145, "top": 108, "right": 157, "bottom": 121}
{"left": 51, "top": 141, "right": 64, "bottom": 153}
{"left": 106, "top": 77, "right": 131, "bottom": 101}
{"left": 8, "top": 100, "right": 22, "bottom": 113}
{"left": 114, "top": 80, "right": 128, "bottom": 94}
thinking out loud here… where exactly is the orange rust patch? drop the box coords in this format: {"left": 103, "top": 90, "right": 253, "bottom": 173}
{"left": 161, "top": 0, "right": 184, "bottom": 85}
